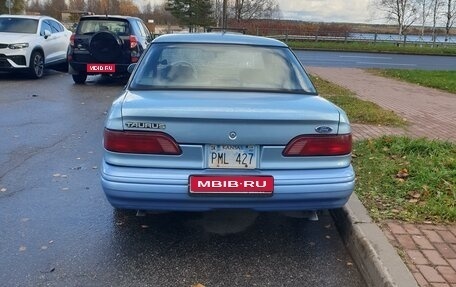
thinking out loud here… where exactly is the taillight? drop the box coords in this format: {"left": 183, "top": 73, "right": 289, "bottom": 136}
{"left": 104, "top": 129, "right": 182, "bottom": 155}
{"left": 70, "top": 33, "right": 75, "bottom": 47}
{"left": 282, "top": 134, "right": 352, "bottom": 156}
{"left": 129, "top": 35, "right": 138, "bottom": 49}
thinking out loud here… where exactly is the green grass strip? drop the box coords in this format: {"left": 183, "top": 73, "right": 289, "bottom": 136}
{"left": 353, "top": 136, "right": 456, "bottom": 223}
{"left": 372, "top": 69, "right": 456, "bottom": 94}
{"left": 311, "top": 75, "right": 406, "bottom": 127}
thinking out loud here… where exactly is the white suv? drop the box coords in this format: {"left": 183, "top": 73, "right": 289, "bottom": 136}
{"left": 0, "top": 15, "right": 71, "bottom": 78}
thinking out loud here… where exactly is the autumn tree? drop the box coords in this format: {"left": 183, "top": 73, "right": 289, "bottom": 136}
{"left": 430, "top": 0, "right": 445, "bottom": 42}
{"left": 0, "top": 0, "right": 26, "bottom": 14}
{"left": 444, "top": 0, "right": 456, "bottom": 40}
{"left": 26, "top": 0, "right": 43, "bottom": 14}
{"left": 418, "top": 0, "right": 433, "bottom": 35}
{"left": 376, "top": 0, "right": 419, "bottom": 35}
{"left": 142, "top": 3, "right": 177, "bottom": 25}
{"left": 119, "top": 0, "right": 139, "bottom": 16}
{"left": 232, "top": 0, "right": 280, "bottom": 21}
{"left": 68, "top": 0, "right": 86, "bottom": 11}
{"left": 43, "top": 0, "right": 67, "bottom": 20}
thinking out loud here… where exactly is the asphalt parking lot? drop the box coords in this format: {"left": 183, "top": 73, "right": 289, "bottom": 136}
{"left": 0, "top": 71, "right": 366, "bottom": 287}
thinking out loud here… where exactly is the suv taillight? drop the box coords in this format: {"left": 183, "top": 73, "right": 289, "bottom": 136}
{"left": 282, "top": 134, "right": 352, "bottom": 156}
{"left": 70, "top": 33, "right": 75, "bottom": 47}
{"left": 104, "top": 129, "right": 182, "bottom": 155}
{"left": 129, "top": 35, "right": 138, "bottom": 49}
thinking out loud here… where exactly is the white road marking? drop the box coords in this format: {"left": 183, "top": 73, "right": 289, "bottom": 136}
{"left": 339, "top": 55, "right": 392, "bottom": 60}
{"left": 356, "top": 62, "right": 417, "bottom": 66}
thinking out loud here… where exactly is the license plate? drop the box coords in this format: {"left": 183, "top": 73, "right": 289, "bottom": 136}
{"left": 189, "top": 175, "right": 274, "bottom": 195}
{"left": 86, "top": 64, "right": 116, "bottom": 73}
{"left": 207, "top": 145, "right": 257, "bottom": 169}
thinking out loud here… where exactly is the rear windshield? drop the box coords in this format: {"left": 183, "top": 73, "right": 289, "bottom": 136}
{"left": 76, "top": 19, "right": 130, "bottom": 35}
{"left": 129, "top": 43, "right": 316, "bottom": 94}
{"left": 0, "top": 18, "right": 38, "bottom": 33}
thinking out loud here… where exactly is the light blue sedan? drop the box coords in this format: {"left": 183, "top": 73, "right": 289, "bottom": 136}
{"left": 101, "top": 33, "right": 354, "bottom": 211}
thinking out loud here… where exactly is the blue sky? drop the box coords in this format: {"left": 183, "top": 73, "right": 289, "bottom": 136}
{"left": 278, "top": 0, "right": 373, "bottom": 23}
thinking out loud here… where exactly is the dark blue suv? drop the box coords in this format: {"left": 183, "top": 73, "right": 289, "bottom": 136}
{"left": 67, "top": 15, "right": 152, "bottom": 84}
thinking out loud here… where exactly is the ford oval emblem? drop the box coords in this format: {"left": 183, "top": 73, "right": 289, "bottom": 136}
{"left": 315, "top": 126, "right": 333, "bottom": 134}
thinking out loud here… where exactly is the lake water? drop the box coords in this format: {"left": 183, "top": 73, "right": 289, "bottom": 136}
{"left": 350, "top": 33, "right": 455, "bottom": 44}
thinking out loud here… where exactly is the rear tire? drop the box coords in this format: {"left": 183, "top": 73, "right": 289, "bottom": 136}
{"left": 72, "top": 73, "right": 87, "bottom": 84}
{"left": 28, "top": 51, "right": 44, "bottom": 79}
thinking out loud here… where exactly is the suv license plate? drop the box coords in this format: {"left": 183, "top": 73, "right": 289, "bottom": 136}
{"left": 207, "top": 145, "right": 257, "bottom": 169}
{"left": 87, "top": 64, "right": 116, "bottom": 73}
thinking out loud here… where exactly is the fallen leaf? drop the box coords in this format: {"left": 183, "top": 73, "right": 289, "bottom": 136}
{"left": 19, "top": 246, "right": 26, "bottom": 252}
{"left": 325, "top": 235, "right": 331, "bottom": 239}
{"left": 92, "top": 166, "right": 98, "bottom": 169}
{"left": 324, "top": 224, "right": 331, "bottom": 229}
{"left": 49, "top": 240, "right": 54, "bottom": 244}
{"left": 20, "top": 218, "right": 30, "bottom": 222}
{"left": 396, "top": 168, "right": 409, "bottom": 179}
{"left": 141, "top": 225, "right": 149, "bottom": 229}
{"left": 192, "top": 284, "right": 205, "bottom": 287}
{"left": 52, "top": 173, "right": 61, "bottom": 177}
{"left": 61, "top": 187, "right": 69, "bottom": 191}
{"left": 0, "top": 188, "right": 6, "bottom": 192}
{"left": 347, "top": 262, "right": 353, "bottom": 266}
{"left": 411, "top": 193, "right": 421, "bottom": 199}
{"left": 406, "top": 191, "right": 421, "bottom": 204}
{"left": 41, "top": 246, "right": 48, "bottom": 250}
{"left": 60, "top": 175, "right": 68, "bottom": 178}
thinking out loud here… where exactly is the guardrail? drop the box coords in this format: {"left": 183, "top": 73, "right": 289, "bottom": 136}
{"left": 260, "top": 30, "right": 456, "bottom": 46}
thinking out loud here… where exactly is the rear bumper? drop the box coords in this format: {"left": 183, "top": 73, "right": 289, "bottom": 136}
{"left": 101, "top": 162, "right": 355, "bottom": 211}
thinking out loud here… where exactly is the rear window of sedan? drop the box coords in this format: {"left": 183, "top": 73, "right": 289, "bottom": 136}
{"left": 130, "top": 43, "right": 316, "bottom": 94}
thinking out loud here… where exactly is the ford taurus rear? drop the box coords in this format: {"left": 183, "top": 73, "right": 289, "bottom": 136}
{"left": 101, "top": 33, "right": 354, "bottom": 212}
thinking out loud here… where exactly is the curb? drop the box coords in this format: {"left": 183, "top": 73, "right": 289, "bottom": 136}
{"left": 330, "top": 194, "right": 418, "bottom": 287}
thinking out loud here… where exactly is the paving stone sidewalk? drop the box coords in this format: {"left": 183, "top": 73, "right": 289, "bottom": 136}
{"left": 307, "top": 67, "right": 456, "bottom": 287}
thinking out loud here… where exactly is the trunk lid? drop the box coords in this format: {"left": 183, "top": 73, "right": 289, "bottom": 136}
{"left": 120, "top": 90, "right": 341, "bottom": 145}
